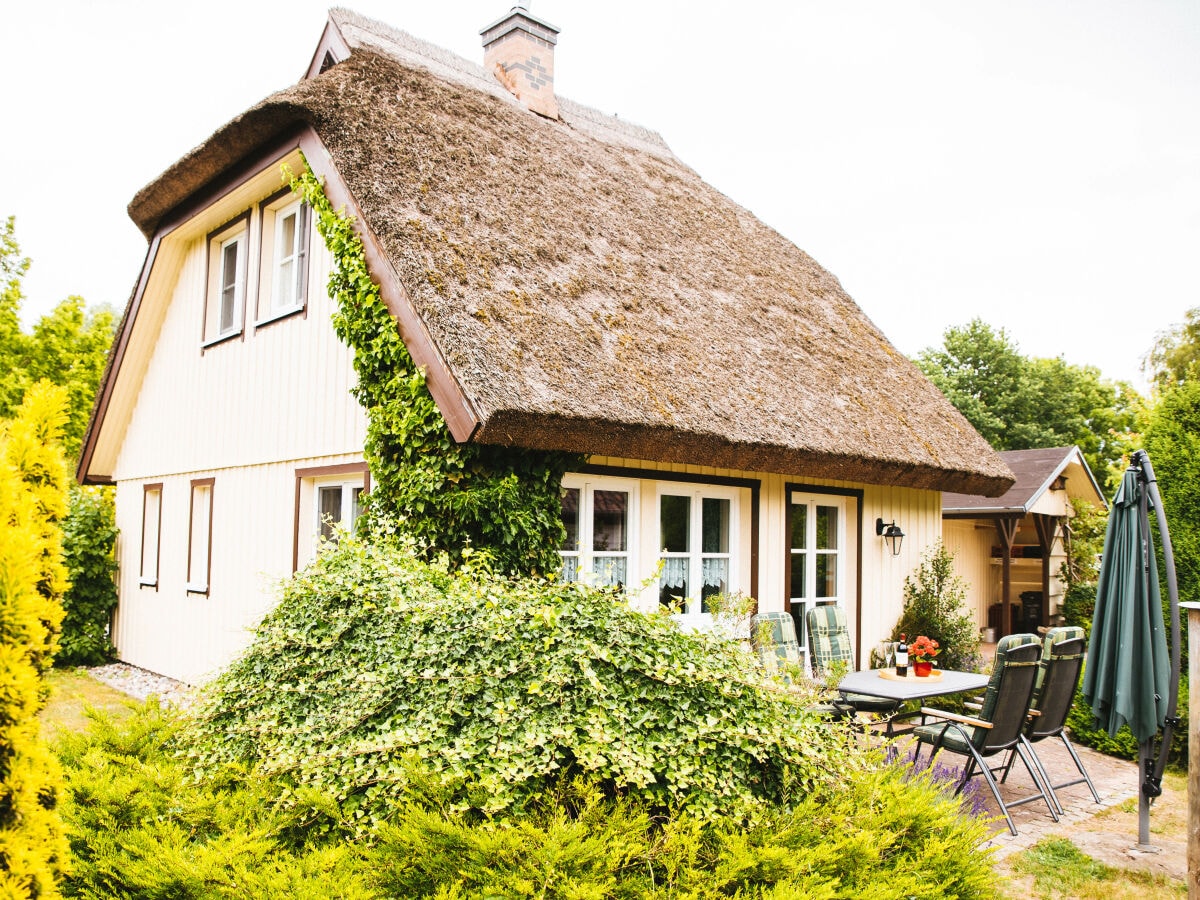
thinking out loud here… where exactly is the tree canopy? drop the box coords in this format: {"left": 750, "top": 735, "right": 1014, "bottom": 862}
{"left": 1145, "top": 305, "right": 1200, "bottom": 390}
{"left": 0, "top": 216, "right": 116, "bottom": 460}
{"left": 916, "top": 319, "right": 1142, "bottom": 491}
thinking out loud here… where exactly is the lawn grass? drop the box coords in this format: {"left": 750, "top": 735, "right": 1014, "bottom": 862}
{"left": 1001, "top": 768, "right": 1188, "bottom": 899}
{"left": 39, "top": 667, "right": 138, "bottom": 740}
{"left": 1006, "top": 836, "right": 1185, "bottom": 899}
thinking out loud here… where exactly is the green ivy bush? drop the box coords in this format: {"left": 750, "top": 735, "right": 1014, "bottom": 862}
{"left": 1060, "top": 582, "right": 1097, "bottom": 639}
{"left": 288, "top": 168, "right": 583, "bottom": 576}
{"left": 185, "top": 533, "right": 852, "bottom": 828}
{"left": 890, "top": 542, "right": 982, "bottom": 672}
{"left": 57, "top": 485, "right": 118, "bottom": 666}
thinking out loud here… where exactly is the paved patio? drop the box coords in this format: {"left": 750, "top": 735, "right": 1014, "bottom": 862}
{"left": 971, "top": 736, "right": 1135, "bottom": 857}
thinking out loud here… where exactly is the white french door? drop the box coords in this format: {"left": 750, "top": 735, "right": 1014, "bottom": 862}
{"left": 788, "top": 492, "right": 848, "bottom": 663}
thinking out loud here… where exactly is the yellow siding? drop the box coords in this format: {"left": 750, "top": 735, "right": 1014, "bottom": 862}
{"left": 944, "top": 519, "right": 994, "bottom": 625}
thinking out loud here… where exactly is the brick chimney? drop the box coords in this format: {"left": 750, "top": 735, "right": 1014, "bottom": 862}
{"left": 480, "top": 2, "right": 560, "bottom": 119}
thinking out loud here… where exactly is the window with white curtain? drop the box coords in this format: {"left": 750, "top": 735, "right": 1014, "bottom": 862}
{"left": 559, "top": 476, "right": 637, "bottom": 590}
{"left": 658, "top": 486, "right": 736, "bottom": 619}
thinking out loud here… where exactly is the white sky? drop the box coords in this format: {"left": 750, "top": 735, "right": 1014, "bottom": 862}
{"left": 3, "top": 1, "right": 1197, "bottom": 391}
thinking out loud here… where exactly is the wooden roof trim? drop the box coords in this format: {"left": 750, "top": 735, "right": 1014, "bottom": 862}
{"left": 303, "top": 15, "right": 352, "bottom": 81}
{"left": 297, "top": 130, "right": 481, "bottom": 442}
{"left": 76, "top": 233, "right": 160, "bottom": 485}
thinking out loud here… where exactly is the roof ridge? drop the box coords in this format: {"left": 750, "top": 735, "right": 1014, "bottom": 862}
{"left": 328, "top": 7, "right": 677, "bottom": 162}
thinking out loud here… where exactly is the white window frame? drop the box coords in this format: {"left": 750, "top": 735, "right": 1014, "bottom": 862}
{"left": 788, "top": 491, "right": 848, "bottom": 662}
{"left": 256, "top": 192, "right": 310, "bottom": 325}
{"left": 139, "top": 483, "right": 162, "bottom": 588}
{"left": 314, "top": 479, "right": 364, "bottom": 546}
{"left": 656, "top": 484, "right": 740, "bottom": 626}
{"left": 186, "top": 479, "right": 214, "bottom": 595}
{"left": 203, "top": 214, "right": 249, "bottom": 345}
{"left": 559, "top": 474, "right": 639, "bottom": 591}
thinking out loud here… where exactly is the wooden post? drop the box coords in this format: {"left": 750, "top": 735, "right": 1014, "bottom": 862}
{"left": 994, "top": 517, "right": 1019, "bottom": 638}
{"left": 1186, "top": 602, "right": 1199, "bottom": 900}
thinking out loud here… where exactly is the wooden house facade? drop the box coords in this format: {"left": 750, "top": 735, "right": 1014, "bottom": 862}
{"left": 79, "top": 8, "right": 1012, "bottom": 684}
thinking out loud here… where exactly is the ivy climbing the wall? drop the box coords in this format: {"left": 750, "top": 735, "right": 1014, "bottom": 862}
{"left": 289, "top": 167, "right": 584, "bottom": 576}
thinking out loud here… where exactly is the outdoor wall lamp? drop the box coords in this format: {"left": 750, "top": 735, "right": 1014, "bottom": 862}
{"left": 876, "top": 518, "right": 905, "bottom": 556}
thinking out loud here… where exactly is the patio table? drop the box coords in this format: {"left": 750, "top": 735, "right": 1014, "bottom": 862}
{"left": 837, "top": 668, "right": 990, "bottom": 735}
{"left": 838, "top": 668, "right": 989, "bottom": 703}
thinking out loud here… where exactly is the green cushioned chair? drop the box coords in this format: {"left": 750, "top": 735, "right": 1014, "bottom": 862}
{"left": 909, "top": 632, "right": 1058, "bottom": 836}
{"left": 805, "top": 605, "right": 900, "bottom": 715}
{"left": 1008, "top": 626, "right": 1101, "bottom": 815}
{"left": 750, "top": 612, "right": 803, "bottom": 676}
{"left": 751, "top": 611, "right": 853, "bottom": 719}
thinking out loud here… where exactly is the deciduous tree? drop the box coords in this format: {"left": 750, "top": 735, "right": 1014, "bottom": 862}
{"left": 917, "top": 319, "right": 1142, "bottom": 491}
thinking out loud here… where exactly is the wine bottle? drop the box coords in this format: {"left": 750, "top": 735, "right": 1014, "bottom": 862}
{"left": 896, "top": 633, "right": 908, "bottom": 677}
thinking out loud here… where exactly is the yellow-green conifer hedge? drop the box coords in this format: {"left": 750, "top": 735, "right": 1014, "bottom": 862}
{"left": 0, "top": 382, "right": 70, "bottom": 897}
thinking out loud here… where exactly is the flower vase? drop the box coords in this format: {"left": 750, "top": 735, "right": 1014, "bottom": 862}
{"left": 913, "top": 660, "right": 933, "bottom": 678}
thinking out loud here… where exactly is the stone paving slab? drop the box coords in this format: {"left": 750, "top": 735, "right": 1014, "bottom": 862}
{"left": 974, "top": 738, "right": 1136, "bottom": 858}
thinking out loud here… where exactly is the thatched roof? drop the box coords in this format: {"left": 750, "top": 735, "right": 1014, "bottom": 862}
{"left": 943, "top": 447, "right": 1104, "bottom": 515}
{"left": 123, "top": 9, "right": 1013, "bottom": 496}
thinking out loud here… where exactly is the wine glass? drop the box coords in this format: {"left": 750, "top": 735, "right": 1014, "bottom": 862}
{"left": 877, "top": 640, "right": 895, "bottom": 670}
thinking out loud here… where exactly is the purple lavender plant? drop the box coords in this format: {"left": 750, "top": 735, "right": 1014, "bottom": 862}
{"left": 884, "top": 743, "right": 991, "bottom": 817}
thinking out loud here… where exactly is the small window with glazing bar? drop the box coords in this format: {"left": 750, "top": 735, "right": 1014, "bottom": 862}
{"left": 203, "top": 212, "right": 250, "bottom": 346}
{"left": 256, "top": 188, "right": 310, "bottom": 326}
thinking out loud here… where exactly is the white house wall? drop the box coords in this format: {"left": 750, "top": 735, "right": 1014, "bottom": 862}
{"left": 108, "top": 154, "right": 368, "bottom": 683}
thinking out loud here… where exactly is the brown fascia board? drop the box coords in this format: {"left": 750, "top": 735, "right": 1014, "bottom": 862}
{"left": 302, "top": 16, "right": 352, "bottom": 81}
{"left": 78, "top": 125, "right": 480, "bottom": 484}
{"left": 296, "top": 129, "right": 481, "bottom": 442}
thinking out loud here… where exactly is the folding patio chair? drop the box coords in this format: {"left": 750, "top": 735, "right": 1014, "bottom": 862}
{"left": 805, "top": 605, "right": 900, "bottom": 716}
{"left": 1007, "top": 626, "right": 1102, "bottom": 815}
{"left": 906, "top": 632, "right": 1058, "bottom": 836}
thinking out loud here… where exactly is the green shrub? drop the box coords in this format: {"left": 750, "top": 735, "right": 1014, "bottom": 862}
{"left": 186, "top": 534, "right": 855, "bottom": 829}
{"left": 57, "top": 703, "right": 372, "bottom": 899}
{"left": 368, "top": 762, "right": 998, "bottom": 899}
{"left": 1067, "top": 671, "right": 1188, "bottom": 768}
{"left": 1060, "top": 582, "right": 1096, "bottom": 638}
{"left": 59, "top": 704, "right": 999, "bottom": 900}
{"left": 890, "top": 542, "right": 982, "bottom": 672}
{"left": 57, "top": 485, "right": 118, "bottom": 666}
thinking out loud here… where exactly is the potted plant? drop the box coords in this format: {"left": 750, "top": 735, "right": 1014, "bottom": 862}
{"left": 909, "top": 635, "right": 940, "bottom": 677}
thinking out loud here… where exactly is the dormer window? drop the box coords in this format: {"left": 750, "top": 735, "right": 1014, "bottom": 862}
{"left": 204, "top": 213, "right": 250, "bottom": 345}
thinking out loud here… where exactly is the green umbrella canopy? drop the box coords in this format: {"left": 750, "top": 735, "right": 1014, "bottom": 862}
{"left": 1082, "top": 469, "right": 1170, "bottom": 743}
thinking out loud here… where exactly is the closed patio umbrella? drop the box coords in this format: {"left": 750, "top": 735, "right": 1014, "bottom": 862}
{"left": 1082, "top": 450, "right": 1181, "bottom": 848}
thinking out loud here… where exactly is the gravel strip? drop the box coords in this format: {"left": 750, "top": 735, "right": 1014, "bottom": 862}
{"left": 87, "top": 662, "right": 196, "bottom": 708}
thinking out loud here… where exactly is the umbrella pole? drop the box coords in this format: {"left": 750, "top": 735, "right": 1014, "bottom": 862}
{"left": 1138, "top": 740, "right": 1155, "bottom": 849}
{"left": 1132, "top": 449, "right": 1182, "bottom": 853}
